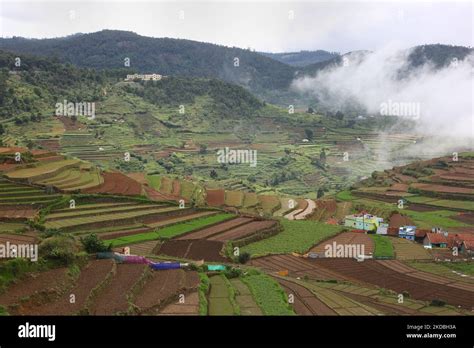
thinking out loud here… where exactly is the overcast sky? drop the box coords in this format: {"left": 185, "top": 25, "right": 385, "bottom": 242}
{"left": 0, "top": 0, "right": 472, "bottom": 53}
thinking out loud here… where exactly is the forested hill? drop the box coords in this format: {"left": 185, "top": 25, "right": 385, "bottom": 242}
{"left": 0, "top": 30, "right": 295, "bottom": 93}
{"left": 0, "top": 50, "right": 111, "bottom": 120}
{"left": 0, "top": 49, "right": 265, "bottom": 121}
{"left": 260, "top": 50, "right": 339, "bottom": 67}
{"left": 299, "top": 45, "right": 473, "bottom": 76}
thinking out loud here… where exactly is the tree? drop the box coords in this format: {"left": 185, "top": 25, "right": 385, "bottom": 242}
{"left": 317, "top": 188, "right": 325, "bottom": 199}
{"left": 320, "top": 149, "right": 327, "bottom": 164}
{"left": 0, "top": 123, "right": 4, "bottom": 135}
{"left": 304, "top": 129, "right": 314, "bottom": 140}
{"left": 210, "top": 169, "right": 218, "bottom": 179}
{"left": 199, "top": 144, "right": 208, "bottom": 154}
{"left": 307, "top": 107, "right": 314, "bottom": 114}
{"left": 335, "top": 111, "right": 344, "bottom": 120}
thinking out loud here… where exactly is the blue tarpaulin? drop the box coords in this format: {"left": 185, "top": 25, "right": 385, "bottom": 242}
{"left": 150, "top": 262, "right": 181, "bottom": 270}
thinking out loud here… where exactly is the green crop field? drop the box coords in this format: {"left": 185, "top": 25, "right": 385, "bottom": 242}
{"left": 368, "top": 234, "right": 394, "bottom": 258}
{"left": 406, "top": 261, "right": 474, "bottom": 280}
{"left": 241, "top": 219, "right": 344, "bottom": 257}
{"left": 404, "top": 210, "right": 468, "bottom": 229}
{"left": 407, "top": 196, "right": 474, "bottom": 211}
{"left": 208, "top": 275, "right": 237, "bottom": 315}
{"left": 108, "top": 212, "right": 235, "bottom": 246}
{"left": 241, "top": 273, "right": 294, "bottom": 315}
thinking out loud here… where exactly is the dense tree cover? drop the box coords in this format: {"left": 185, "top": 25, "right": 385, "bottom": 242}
{"left": 129, "top": 77, "right": 264, "bottom": 117}
{"left": 0, "top": 30, "right": 295, "bottom": 92}
{"left": 407, "top": 44, "right": 473, "bottom": 69}
{"left": 0, "top": 50, "right": 110, "bottom": 119}
{"left": 260, "top": 50, "right": 339, "bottom": 67}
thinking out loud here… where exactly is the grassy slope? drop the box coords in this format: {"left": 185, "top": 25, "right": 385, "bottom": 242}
{"left": 241, "top": 219, "right": 344, "bottom": 257}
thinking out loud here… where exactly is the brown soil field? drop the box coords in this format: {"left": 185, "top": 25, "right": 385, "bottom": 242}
{"left": 0, "top": 207, "right": 38, "bottom": 219}
{"left": 83, "top": 172, "right": 143, "bottom": 196}
{"left": 0, "top": 267, "right": 69, "bottom": 313}
{"left": 310, "top": 232, "right": 374, "bottom": 256}
{"left": 157, "top": 240, "right": 228, "bottom": 262}
{"left": 159, "top": 291, "right": 199, "bottom": 315}
{"left": 205, "top": 189, "right": 225, "bottom": 206}
{"left": 35, "top": 139, "right": 61, "bottom": 152}
{"left": 57, "top": 116, "right": 85, "bottom": 131}
{"left": 390, "top": 183, "right": 409, "bottom": 192}
{"left": 172, "top": 180, "right": 181, "bottom": 196}
{"left": 412, "top": 183, "right": 474, "bottom": 195}
{"left": 29, "top": 259, "right": 114, "bottom": 315}
{"left": 112, "top": 240, "right": 159, "bottom": 256}
{"left": 406, "top": 203, "right": 440, "bottom": 212}
{"left": 313, "top": 259, "right": 474, "bottom": 309}
{"left": 176, "top": 217, "right": 253, "bottom": 240}
{"left": 276, "top": 278, "right": 336, "bottom": 315}
{"left": 126, "top": 172, "right": 147, "bottom": 184}
{"left": 144, "top": 186, "right": 179, "bottom": 202}
{"left": 90, "top": 263, "right": 147, "bottom": 315}
{"left": 453, "top": 213, "right": 474, "bottom": 224}
{"left": 208, "top": 220, "right": 277, "bottom": 242}
{"left": 144, "top": 210, "right": 217, "bottom": 228}
{"left": 296, "top": 199, "right": 308, "bottom": 211}
{"left": 389, "top": 214, "right": 414, "bottom": 228}
{"left": 250, "top": 254, "right": 347, "bottom": 281}
{"left": 133, "top": 269, "right": 199, "bottom": 314}
{"left": 0, "top": 233, "right": 38, "bottom": 244}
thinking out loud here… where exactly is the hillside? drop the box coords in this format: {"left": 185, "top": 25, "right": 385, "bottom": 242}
{"left": 2, "top": 32, "right": 471, "bottom": 107}
{"left": 260, "top": 50, "right": 339, "bottom": 67}
{"left": 0, "top": 30, "right": 294, "bottom": 96}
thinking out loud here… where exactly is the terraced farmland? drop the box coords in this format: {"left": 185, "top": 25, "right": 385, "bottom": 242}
{"left": 45, "top": 204, "right": 182, "bottom": 231}
{"left": 208, "top": 275, "right": 236, "bottom": 315}
{"left": 0, "top": 178, "right": 62, "bottom": 206}
{"left": 5, "top": 159, "right": 81, "bottom": 182}
{"left": 108, "top": 213, "right": 235, "bottom": 247}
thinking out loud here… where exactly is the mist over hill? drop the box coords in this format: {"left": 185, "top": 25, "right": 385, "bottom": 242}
{"left": 0, "top": 31, "right": 471, "bottom": 108}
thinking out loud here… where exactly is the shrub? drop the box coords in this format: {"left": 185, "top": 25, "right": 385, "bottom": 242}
{"left": 39, "top": 235, "right": 78, "bottom": 265}
{"left": 238, "top": 252, "right": 251, "bottom": 264}
{"left": 430, "top": 299, "right": 446, "bottom": 307}
{"left": 224, "top": 267, "right": 243, "bottom": 279}
{"left": 80, "top": 234, "right": 111, "bottom": 253}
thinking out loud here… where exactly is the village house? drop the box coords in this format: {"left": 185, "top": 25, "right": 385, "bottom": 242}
{"left": 344, "top": 213, "right": 383, "bottom": 232}
{"left": 399, "top": 226, "right": 416, "bottom": 241}
{"left": 423, "top": 232, "right": 449, "bottom": 249}
{"left": 376, "top": 223, "right": 388, "bottom": 235}
{"left": 460, "top": 240, "right": 474, "bottom": 255}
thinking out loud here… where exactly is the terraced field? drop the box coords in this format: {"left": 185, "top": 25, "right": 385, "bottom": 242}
{"left": 0, "top": 178, "right": 62, "bottom": 206}
{"left": 5, "top": 159, "right": 81, "bottom": 182}
{"left": 108, "top": 213, "right": 235, "bottom": 247}
{"left": 208, "top": 275, "right": 236, "bottom": 315}
{"left": 45, "top": 205, "right": 182, "bottom": 231}
{"left": 391, "top": 237, "right": 432, "bottom": 260}
{"left": 36, "top": 167, "right": 103, "bottom": 191}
